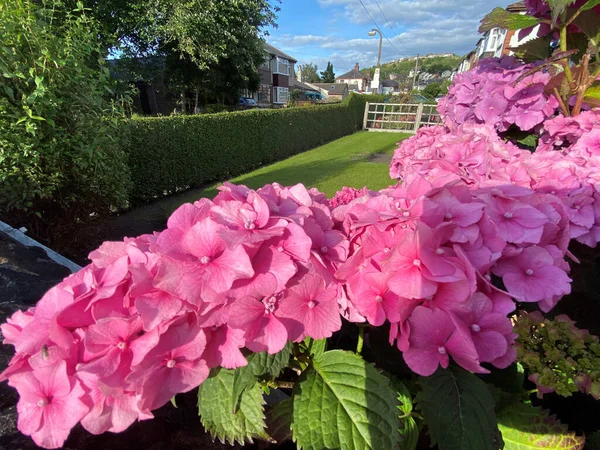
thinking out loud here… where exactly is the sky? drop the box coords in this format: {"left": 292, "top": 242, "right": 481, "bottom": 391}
{"left": 265, "top": 0, "right": 516, "bottom": 75}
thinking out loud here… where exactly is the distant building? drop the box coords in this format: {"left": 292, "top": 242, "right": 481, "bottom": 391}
{"left": 335, "top": 63, "right": 370, "bottom": 92}
{"left": 313, "top": 83, "right": 349, "bottom": 102}
{"left": 457, "top": 2, "right": 537, "bottom": 74}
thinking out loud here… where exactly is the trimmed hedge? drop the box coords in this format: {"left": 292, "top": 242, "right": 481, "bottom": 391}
{"left": 127, "top": 93, "right": 384, "bottom": 203}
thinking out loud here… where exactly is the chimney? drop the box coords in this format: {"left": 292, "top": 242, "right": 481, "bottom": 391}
{"left": 354, "top": 62, "right": 360, "bottom": 71}
{"left": 297, "top": 64, "right": 302, "bottom": 82}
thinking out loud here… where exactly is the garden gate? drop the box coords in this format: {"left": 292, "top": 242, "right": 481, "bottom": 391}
{"left": 363, "top": 102, "right": 442, "bottom": 133}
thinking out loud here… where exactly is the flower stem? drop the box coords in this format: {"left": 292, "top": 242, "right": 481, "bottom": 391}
{"left": 356, "top": 326, "right": 365, "bottom": 354}
{"left": 274, "top": 380, "right": 295, "bottom": 389}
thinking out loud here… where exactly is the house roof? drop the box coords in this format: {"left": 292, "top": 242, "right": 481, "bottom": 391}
{"left": 293, "top": 80, "right": 319, "bottom": 92}
{"left": 264, "top": 43, "right": 297, "bottom": 62}
{"left": 336, "top": 63, "right": 367, "bottom": 80}
{"left": 382, "top": 79, "right": 399, "bottom": 88}
{"left": 314, "top": 83, "right": 349, "bottom": 95}
{"left": 506, "top": 1, "right": 526, "bottom": 12}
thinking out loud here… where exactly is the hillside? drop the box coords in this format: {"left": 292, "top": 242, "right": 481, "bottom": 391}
{"left": 362, "top": 54, "right": 463, "bottom": 80}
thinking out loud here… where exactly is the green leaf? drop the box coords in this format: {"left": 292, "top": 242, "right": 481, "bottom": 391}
{"left": 498, "top": 402, "right": 585, "bottom": 449}
{"left": 291, "top": 350, "right": 400, "bottom": 450}
{"left": 479, "top": 8, "right": 540, "bottom": 33}
{"left": 567, "top": 32, "right": 590, "bottom": 63}
{"left": 198, "top": 368, "right": 270, "bottom": 445}
{"left": 170, "top": 395, "right": 177, "bottom": 408}
{"left": 581, "top": 0, "right": 600, "bottom": 11}
{"left": 546, "top": 0, "right": 578, "bottom": 25}
{"left": 302, "top": 337, "right": 327, "bottom": 358}
{"left": 573, "top": 14, "right": 600, "bottom": 46}
{"left": 510, "top": 36, "right": 553, "bottom": 62}
{"left": 232, "top": 342, "right": 291, "bottom": 413}
{"left": 266, "top": 398, "right": 293, "bottom": 444}
{"left": 417, "top": 366, "right": 502, "bottom": 450}
{"left": 3, "top": 86, "right": 14, "bottom": 101}
{"left": 396, "top": 380, "right": 419, "bottom": 450}
{"left": 583, "top": 84, "right": 600, "bottom": 106}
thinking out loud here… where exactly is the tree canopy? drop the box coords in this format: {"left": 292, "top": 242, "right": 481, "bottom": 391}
{"left": 83, "top": 0, "right": 280, "bottom": 109}
{"left": 300, "top": 63, "right": 321, "bottom": 83}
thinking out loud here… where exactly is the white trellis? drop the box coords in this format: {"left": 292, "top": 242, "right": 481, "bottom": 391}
{"left": 362, "top": 102, "right": 443, "bottom": 133}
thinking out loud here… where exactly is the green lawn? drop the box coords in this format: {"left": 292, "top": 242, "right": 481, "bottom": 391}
{"left": 169, "top": 131, "right": 409, "bottom": 210}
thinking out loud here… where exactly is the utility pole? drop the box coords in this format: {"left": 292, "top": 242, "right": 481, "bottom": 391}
{"left": 412, "top": 53, "right": 419, "bottom": 91}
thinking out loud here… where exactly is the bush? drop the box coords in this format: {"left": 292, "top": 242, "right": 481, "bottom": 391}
{"left": 0, "top": 0, "right": 131, "bottom": 230}
{"left": 127, "top": 93, "right": 383, "bottom": 203}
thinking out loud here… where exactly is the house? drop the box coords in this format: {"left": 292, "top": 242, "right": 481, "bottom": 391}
{"left": 381, "top": 79, "right": 400, "bottom": 95}
{"left": 457, "top": 2, "right": 537, "bottom": 73}
{"left": 335, "top": 63, "right": 370, "bottom": 92}
{"left": 246, "top": 43, "right": 298, "bottom": 107}
{"left": 313, "top": 83, "right": 349, "bottom": 102}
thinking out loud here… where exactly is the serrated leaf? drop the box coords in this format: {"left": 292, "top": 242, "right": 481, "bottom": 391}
{"left": 584, "top": 84, "right": 600, "bottom": 99}
{"left": 232, "top": 342, "right": 292, "bottom": 413}
{"left": 510, "top": 36, "right": 553, "bottom": 62}
{"left": 198, "top": 368, "right": 270, "bottom": 445}
{"left": 417, "top": 365, "right": 502, "bottom": 450}
{"left": 266, "top": 398, "right": 293, "bottom": 443}
{"left": 547, "top": 0, "right": 577, "bottom": 25}
{"left": 567, "top": 32, "right": 590, "bottom": 63}
{"left": 574, "top": 14, "right": 600, "bottom": 46}
{"left": 582, "top": 0, "right": 600, "bottom": 10}
{"left": 291, "top": 350, "right": 400, "bottom": 450}
{"left": 390, "top": 378, "right": 419, "bottom": 450}
{"left": 479, "top": 8, "right": 540, "bottom": 33}
{"left": 303, "top": 337, "right": 326, "bottom": 358}
{"left": 498, "top": 402, "right": 585, "bottom": 449}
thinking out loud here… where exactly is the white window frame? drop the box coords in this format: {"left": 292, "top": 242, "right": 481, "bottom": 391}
{"left": 274, "top": 57, "right": 291, "bottom": 76}
{"left": 274, "top": 87, "right": 289, "bottom": 104}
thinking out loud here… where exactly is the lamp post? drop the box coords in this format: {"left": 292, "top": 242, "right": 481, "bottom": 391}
{"left": 368, "top": 28, "right": 383, "bottom": 93}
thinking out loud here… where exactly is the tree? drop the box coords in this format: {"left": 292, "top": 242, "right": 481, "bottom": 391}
{"left": 300, "top": 62, "right": 321, "bottom": 83}
{"left": 320, "top": 61, "right": 335, "bottom": 83}
{"left": 422, "top": 82, "right": 444, "bottom": 99}
{"left": 82, "top": 0, "right": 280, "bottom": 108}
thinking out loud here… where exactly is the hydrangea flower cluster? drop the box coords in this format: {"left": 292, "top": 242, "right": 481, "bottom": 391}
{"left": 0, "top": 175, "right": 578, "bottom": 448}
{"left": 389, "top": 115, "right": 600, "bottom": 247}
{"left": 0, "top": 182, "right": 351, "bottom": 448}
{"left": 514, "top": 311, "right": 600, "bottom": 399}
{"left": 333, "top": 176, "right": 572, "bottom": 376}
{"left": 437, "top": 56, "right": 558, "bottom": 132}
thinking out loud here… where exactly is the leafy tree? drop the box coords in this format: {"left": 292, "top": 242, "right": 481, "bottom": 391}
{"left": 422, "top": 81, "right": 444, "bottom": 99}
{"left": 300, "top": 62, "right": 321, "bottom": 83}
{"left": 0, "top": 0, "right": 131, "bottom": 234}
{"left": 83, "top": 0, "right": 280, "bottom": 109}
{"left": 320, "top": 61, "right": 336, "bottom": 83}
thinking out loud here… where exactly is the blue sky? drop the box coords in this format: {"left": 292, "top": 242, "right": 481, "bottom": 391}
{"left": 265, "top": 0, "right": 515, "bottom": 75}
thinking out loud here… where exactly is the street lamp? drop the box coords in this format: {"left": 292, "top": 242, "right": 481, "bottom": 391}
{"left": 368, "top": 28, "right": 383, "bottom": 68}
{"left": 368, "top": 28, "right": 383, "bottom": 93}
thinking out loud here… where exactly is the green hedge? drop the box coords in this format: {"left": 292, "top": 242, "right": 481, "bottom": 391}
{"left": 127, "top": 93, "right": 384, "bottom": 204}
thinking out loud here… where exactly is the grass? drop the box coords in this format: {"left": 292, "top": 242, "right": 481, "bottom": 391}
{"left": 63, "top": 131, "right": 410, "bottom": 263}
{"left": 167, "top": 131, "right": 409, "bottom": 210}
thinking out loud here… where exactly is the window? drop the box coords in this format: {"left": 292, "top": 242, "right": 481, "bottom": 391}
{"left": 258, "top": 84, "right": 271, "bottom": 104}
{"left": 274, "top": 87, "right": 289, "bottom": 104}
{"left": 260, "top": 56, "right": 271, "bottom": 71}
{"left": 275, "top": 57, "right": 291, "bottom": 76}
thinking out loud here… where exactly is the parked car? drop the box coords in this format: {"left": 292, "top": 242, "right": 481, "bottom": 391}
{"left": 239, "top": 97, "right": 258, "bottom": 109}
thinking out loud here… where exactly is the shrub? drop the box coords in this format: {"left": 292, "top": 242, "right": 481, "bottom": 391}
{"left": 127, "top": 93, "right": 383, "bottom": 203}
{"left": 0, "top": 0, "right": 131, "bottom": 230}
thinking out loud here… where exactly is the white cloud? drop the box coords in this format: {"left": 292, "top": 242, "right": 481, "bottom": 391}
{"left": 272, "top": 0, "right": 515, "bottom": 73}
